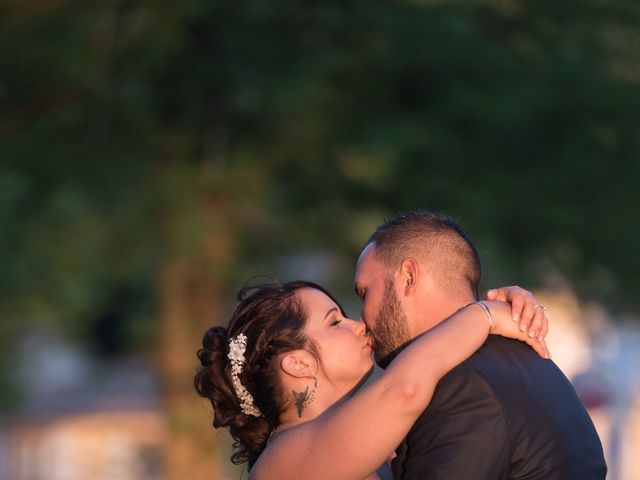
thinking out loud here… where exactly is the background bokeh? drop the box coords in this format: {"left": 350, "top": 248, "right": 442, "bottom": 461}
{"left": 1, "top": 1, "right": 639, "bottom": 479}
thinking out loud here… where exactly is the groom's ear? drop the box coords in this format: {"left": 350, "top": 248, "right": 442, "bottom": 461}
{"left": 400, "top": 258, "right": 420, "bottom": 296}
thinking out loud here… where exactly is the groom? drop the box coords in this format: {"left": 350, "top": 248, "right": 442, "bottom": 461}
{"left": 354, "top": 210, "right": 606, "bottom": 479}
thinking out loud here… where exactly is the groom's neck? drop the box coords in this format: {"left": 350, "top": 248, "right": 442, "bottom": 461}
{"left": 410, "top": 291, "right": 476, "bottom": 338}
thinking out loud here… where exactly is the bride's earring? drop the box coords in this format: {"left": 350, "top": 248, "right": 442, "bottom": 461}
{"left": 313, "top": 373, "right": 319, "bottom": 388}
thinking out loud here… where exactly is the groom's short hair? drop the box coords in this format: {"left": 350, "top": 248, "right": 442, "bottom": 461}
{"left": 365, "top": 210, "right": 482, "bottom": 299}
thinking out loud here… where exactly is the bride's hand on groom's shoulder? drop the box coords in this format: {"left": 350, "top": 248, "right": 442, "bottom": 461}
{"left": 484, "top": 286, "right": 549, "bottom": 341}
{"left": 483, "top": 290, "right": 551, "bottom": 359}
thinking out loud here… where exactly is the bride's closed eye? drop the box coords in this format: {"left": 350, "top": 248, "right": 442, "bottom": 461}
{"left": 330, "top": 317, "right": 342, "bottom": 326}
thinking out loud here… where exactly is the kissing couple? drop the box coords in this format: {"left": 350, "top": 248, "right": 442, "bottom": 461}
{"left": 196, "top": 209, "right": 607, "bottom": 479}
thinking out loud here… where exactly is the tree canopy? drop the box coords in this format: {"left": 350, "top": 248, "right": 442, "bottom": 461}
{"left": 1, "top": 0, "right": 639, "bottom": 406}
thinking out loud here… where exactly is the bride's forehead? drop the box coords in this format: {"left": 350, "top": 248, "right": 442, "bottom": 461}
{"left": 296, "top": 287, "right": 335, "bottom": 310}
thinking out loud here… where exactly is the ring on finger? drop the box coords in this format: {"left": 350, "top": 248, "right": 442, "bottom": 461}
{"left": 534, "top": 304, "right": 546, "bottom": 312}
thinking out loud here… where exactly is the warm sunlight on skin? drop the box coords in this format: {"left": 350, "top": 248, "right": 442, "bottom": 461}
{"left": 354, "top": 244, "right": 391, "bottom": 335}
{"left": 298, "top": 288, "right": 374, "bottom": 392}
{"left": 250, "top": 282, "right": 554, "bottom": 480}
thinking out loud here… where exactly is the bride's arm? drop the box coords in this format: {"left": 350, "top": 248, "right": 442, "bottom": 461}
{"left": 255, "top": 301, "right": 547, "bottom": 480}
{"left": 486, "top": 285, "right": 549, "bottom": 341}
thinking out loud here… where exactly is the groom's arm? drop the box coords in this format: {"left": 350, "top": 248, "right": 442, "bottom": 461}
{"left": 394, "top": 367, "right": 510, "bottom": 480}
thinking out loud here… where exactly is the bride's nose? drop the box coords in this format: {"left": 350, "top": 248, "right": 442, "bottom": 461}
{"left": 349, "top": 318, "right": 367, "bottom": 336}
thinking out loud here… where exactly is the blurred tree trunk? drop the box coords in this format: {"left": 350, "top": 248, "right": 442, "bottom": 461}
{"left": 159, "top": 258, "right": 226, "bottom": 480}
{"left": 157, "top": 187, "right": 236, "bottom": 480}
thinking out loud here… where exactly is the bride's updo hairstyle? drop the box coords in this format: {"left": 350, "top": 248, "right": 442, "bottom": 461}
{"left": 195, "top": 280, "right": 347, "bottom": 467}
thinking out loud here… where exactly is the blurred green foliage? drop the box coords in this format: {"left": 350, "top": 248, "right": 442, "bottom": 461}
{"left": 1, "top": 0, "right": 640, "bottom": 408}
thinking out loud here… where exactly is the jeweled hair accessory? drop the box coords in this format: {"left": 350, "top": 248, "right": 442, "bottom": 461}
{"left": 228, "top": 333, "right": 263, "bottom": 417}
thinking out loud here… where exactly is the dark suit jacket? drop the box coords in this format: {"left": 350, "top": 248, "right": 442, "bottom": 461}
{"left": 391, "top": 336, "right": 607, "bottom": 479}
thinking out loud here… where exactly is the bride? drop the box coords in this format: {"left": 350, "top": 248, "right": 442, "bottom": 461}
{"left": 195, "top": 280, "right": 548, "bottom": 479}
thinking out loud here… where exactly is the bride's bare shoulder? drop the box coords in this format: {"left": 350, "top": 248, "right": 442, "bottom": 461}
{"left": 249, "top": 424, "right": 317, "bottom": 480}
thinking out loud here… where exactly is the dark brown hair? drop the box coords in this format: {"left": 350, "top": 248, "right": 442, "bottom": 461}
{"left": 366, "top": 209, "right": 482, "bottom": 299}
{"left": 194, "top": 280, "right": 346, "bottom": 467}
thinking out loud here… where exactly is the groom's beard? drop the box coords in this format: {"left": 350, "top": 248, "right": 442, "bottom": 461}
{"left": 372, "top": 278, "right": 411, "bottom": 368}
